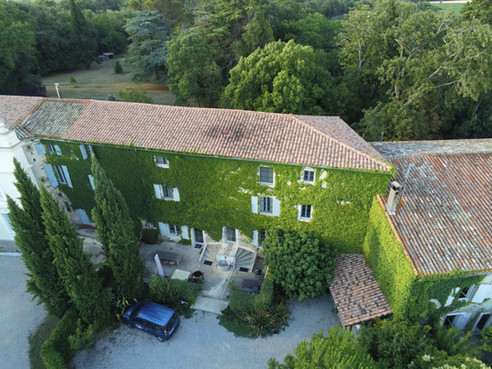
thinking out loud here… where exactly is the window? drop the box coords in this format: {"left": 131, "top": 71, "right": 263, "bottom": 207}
{"left": 259, "top": 166, "right": 274, "bottom": 185}
{"left": 458, "top": 285, "right": 476, "bottom": 301}
{"left": 194, "top": 229, "right": 204, "bottom": 244}
{"left": 62, "top": 201, "right": 71, "bottom": 212}
{"left": 225, "top": 227, "right": 236, "bottom": 242}
{"left": 443, "top": 315, "right": 456, "bottom": 328}
{"left": 303, "top": 169, "right": 315, "bottom": 183}
{"left": 79, "top": 144, "right": 93, "bottom": 159}
{"left": 298, "top": 205, "right": 312, "bottom": 221}
{"left": 459, "top": 287, "right": 470, "bottom": 299}
{"left": 259, "top": 229, "right": 266, "bottom": 246}
{"left": 259, "top": 197, "right": 272, "bottom": 214}
{"left": 154, "top": 156, "right": 169, "bottom": 168}
{"left": 0, "top": 187, "right": 4, "bottom": 200}
{"left": 55, "top": 165, "right": 66, "bottom": 184}
{"left": 46, "top": 144, "right": 62, "bottom": 155}
{"left": 169, "top": 224, "right": 181, "bottom": 235}
{"left": 153, "top": 184, "right": 179, "bottom": 201}
{"left": 1, "top": 213, "right": 13, "bottom": 235}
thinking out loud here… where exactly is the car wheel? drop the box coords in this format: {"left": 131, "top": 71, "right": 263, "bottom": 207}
{"left": 127, "top": 323, "right": 134, "bottom": 328}
{"left": 157, "top": 336, "right": 165, "bottom": 342}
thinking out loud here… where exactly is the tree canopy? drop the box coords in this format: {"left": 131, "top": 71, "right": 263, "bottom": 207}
{"left": 262, "top": 229, "right": 337, "bottom": 301}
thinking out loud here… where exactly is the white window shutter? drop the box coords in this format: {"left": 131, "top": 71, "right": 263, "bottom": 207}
{"left": 61, "top": 166, "right": 72, "bottom": 188}
{"left": 181, "top": 226, "right": 189, "bottom": 239}
{"left": 35, "top": 143, "right": 46, "bottom": 155}
{"left": 54, "top": 145, "right": 62, "bottom": 156}
{"left": 158, "top": 222, "right": 168, "bottom": 236}
{"left": 88, "top": 175, "right": 95, "bottom": 190}
{"left": 153, "top": 184, "right": 162, "bottom": 199}
{"left": 44, "top": 164, "right": 59, "bottom": 188}
{"left": 471, "top": 284, "right": 492, "bottom": 304}
{"left": 445, "top": 287, "right": 461, "bottom": 307}
{"left": 76, "top": 209, "right": 91, "bottom": 225}
{"left": 252, "top": 230, "right": 258, "bottom": 246}
{"left": 173, "top": 188, "right": 180, "bottom": 201}
{"left": 251, "top": 196, "right": 258, "bottom": 213}
{"left": 80, "top": 145, "right": 88, "bottom": 159}
{"left": 222, "top": 227, "right": 226, "bottom": 243}
{"left": 273, "top": 198, "right": 281, "bottom": 217}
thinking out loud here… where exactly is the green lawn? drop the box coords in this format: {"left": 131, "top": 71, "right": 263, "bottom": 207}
{"left": 42, "top": 58, "right": 175, "bottom": 105}
{"left": 430, "top": 2, "right": 465, "bottom": 12}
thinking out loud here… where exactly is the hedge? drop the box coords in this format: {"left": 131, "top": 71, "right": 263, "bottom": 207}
{"left": 40, "top": 309, "right": 78, "bottom": 369}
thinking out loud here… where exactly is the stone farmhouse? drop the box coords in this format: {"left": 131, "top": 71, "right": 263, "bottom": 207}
{"left": 0, "top": 95, "right": 490, "bottom": 332}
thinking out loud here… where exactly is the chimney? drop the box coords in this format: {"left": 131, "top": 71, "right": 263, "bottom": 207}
{"left": 386, "top": 180, "right": 401, "bottom": 215}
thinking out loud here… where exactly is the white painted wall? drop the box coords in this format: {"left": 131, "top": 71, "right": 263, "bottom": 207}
{"left": 0, "top": 121, "right": 37, "bottom": 240}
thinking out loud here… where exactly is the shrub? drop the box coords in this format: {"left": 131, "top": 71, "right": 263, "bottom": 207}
{"left": 148, "top": 276, "right": 202, "bottom": 308}
{"left": 69, "top": 76, "right": 77, "bottom": 85}
{"left": 229, "top": 290, "right": 255, "bottom": 315}
{"left": 114, "top": 60, "right": 123, "bottom": 74}
{"left": 118, "top": 87, "right": 153, "bottom": 103}
{"left": 40, "top": 309, "right": 78, "bottom": 369}
{"left": 142, "top": 228, "right": 159, "bottom": 244}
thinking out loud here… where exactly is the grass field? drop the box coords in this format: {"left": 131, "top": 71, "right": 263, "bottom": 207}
{"left": 42, "top": 58, "right": 175, "bottom": 105}
{"left": 429, "top": 2, "right": 465, "bottom": 12}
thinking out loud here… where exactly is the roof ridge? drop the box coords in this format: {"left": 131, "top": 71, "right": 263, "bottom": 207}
{"left": 14, "top": 97, "right": 46, "bottom": 129}
{"left": 290, "top": 114, "right": 392, "bottom": 171}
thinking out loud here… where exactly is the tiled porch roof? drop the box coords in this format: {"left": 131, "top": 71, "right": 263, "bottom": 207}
{"left": 0, "top": 96, "right": 392, "bottom": 172}
{"left": 329, "top": 254, "right": 392, "bottom": 327}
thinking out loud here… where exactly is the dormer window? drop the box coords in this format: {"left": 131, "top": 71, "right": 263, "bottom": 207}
{"left": 154, "top": 156, "right": 169, "bottom": 168}
{"left": 259, "top": 166, "right": 274, "bottom": 186}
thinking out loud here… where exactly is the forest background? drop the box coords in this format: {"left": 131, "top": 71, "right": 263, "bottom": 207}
{"left": 0, "top": 0, "right": 491, "bottom": 141}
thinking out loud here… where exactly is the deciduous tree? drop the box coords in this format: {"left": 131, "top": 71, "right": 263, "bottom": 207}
{"left": 268, "top": 328, "right": 378, "bottom": 369}
{"left": 223, "top": 40, "right": 336, "bottom": 115}
{"left": 262, "top": 229, "right": 336, "bottom": 301}
{"left": 166, "top": 32, "right": 223, "bottom": 107}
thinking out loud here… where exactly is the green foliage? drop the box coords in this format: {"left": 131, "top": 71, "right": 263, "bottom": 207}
{"left": 166, "top": 31, "right": 223, "bottom": 107}
{"left": 7, "top": 159, "right": 70, "bottom": 318}
{"left": 118, "top": 87, "right": 153, "bottom": 103}
{"left": 269, "top": 327, "right": 378, "bottom": 369}
{"left": 114, "top": 60, "right": 123, "bottom": 74}
{"left": 91, "top": 156, "right": 145, "bottom": 299}
{"left": 69, "top": 76, "right": 77, "bottom": 85}
{"left": 42, "top": 139, "right": 391, "bottom": 254}
{"left": 148, "top": 275, "right": 202, "bottom": 308}
{"left": 124, "top": 10, "right": 170, "bottom": 82}
{"left": 363, "top": 198, "right": 485, "bottom": 320}
{"left": 228, "top": 290, "right": 256, "bottom": 315}
{"left": 262, "top": 229, "right": 337, "bottom": 301}
{"left": 461, "top": 0, "right": 492, "bottom": 25}
{"left": 242, "top": 301, "right": 288, "bottom": 337}
{"left": 223, "top": 40, "right": 336, "bottom": 115}
{"left": 360, "top": 319, "right": 434, "bottom": 369}
{"left": 68, "top": 0, "right": 98, "bottom": 69}
{"left": 410, "top": 354, "right": 491, "bottom": 369}
{"left": 128, "top": 0, "right": 194, "bottom": 30}
{"left": 40, "top": 186, "right": 112, "bottom": 330}
{"left": 482, "top": 326, "right": 492, "bottom": 352}
{"left": 40, "top": 309, "right": 78, "bottom": 369}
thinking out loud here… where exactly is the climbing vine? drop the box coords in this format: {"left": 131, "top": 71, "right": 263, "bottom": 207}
{"left": 41, "top": 139, "right": 392, "bottom": 253}
{"left": 363, "top": 199, "right": 485, "bottom": 320}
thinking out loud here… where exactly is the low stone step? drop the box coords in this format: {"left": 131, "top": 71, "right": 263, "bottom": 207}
{"left": 192, "top": 296, "right": 229, "bottom": 315}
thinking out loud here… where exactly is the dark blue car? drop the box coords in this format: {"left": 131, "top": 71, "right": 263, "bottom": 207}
{"left": 123, "top": 301, "right": 180, "bottom": 341}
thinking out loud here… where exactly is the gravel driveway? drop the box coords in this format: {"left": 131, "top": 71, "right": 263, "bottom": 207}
{"left": 0, "top": 254, "right": 47, "bottom": 369}
{"left": 74, "top": 297, "right": 340, "bottom": 369}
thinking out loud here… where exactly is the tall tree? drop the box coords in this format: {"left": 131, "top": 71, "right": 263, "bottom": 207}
{"left": 7, "top": 159, "right": 70, "bottom": 317}
{"left": 262, "top": 229, "right": 337, "bottom": 301}
{"left": 40, "top": 186, "right": 111, "bottom": 329}
{"left": 223, "top": 40, "right": 336, "bottom": 115}
{"left": 128, "top": 0, "right": 194, "bottom": 30}
{"left": 68, "top": 0, "right": 98, "bottom": 68}
{"left": 268, "top": 328, "right": 378, "bottom": 369}
{"left": 124, "top": 10, "right": 170, "bottom": 82}
{"left": 166, "top": 31, "right": 223, "bottom": 107}
{"left": 91, "top": 156, "right": 145, "bottom": 300}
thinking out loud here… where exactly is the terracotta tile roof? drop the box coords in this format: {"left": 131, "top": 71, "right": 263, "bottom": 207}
{"left": 0, "top": 96, "right": 43, "bottom": 129}
{"left": 329, "top": 254, "right": 392, "bottom": 327}
{"left": 0, "top": 96, "right": 391, "bottom": 171}
{"left": 384, "top": 153, "right": 492, "bottom": 275}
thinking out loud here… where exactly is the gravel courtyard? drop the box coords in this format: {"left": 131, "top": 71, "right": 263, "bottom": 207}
{"left": 74, "top": 297, "right": 340, "bottom": 369}
{"left": 0, "top": 254, "right": 47, "bottom": 369}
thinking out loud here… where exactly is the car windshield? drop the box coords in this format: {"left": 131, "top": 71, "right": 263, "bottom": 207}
{"left": 166, "top": 313, "right": 178, "bottom": 332}
{"left": 129, "top": 302, "right": 144, "bottom": 319}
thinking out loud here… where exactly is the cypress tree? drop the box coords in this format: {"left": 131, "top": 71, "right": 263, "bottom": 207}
{"left": 40, "top": 186, "right": 111, "bottom": 328}
{"left": 7, "top": 159, "right": 70, "bottom": 317}
{"left": 91, "top": 156, "right": 145, "bottom": 299}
